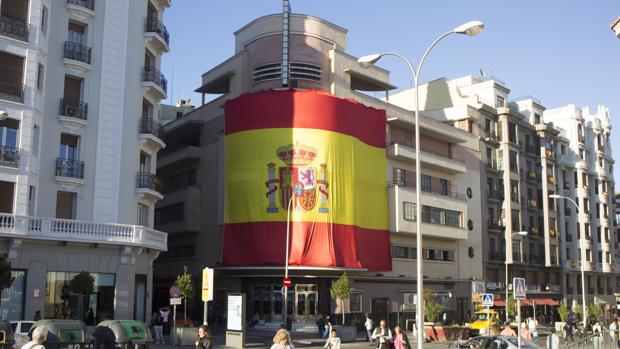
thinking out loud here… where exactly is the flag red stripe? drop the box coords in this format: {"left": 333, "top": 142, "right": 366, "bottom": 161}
{"left": 222, "top": 221, "right": 392, "bottom": 271}
{"left": 224, "top": 89, "right": 386, "bottom": 148}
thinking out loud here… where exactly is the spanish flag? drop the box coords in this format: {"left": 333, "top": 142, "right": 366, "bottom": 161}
{"left": 223, "top": 90, "right": 391, "bottom": 271}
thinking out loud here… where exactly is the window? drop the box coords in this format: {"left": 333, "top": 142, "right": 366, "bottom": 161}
{"left": 422, "top": 206, "right": 462, "bottom": 228}
{"left": 36, "top": 64, "right": 44, "bottom": 91}
{"left": 28, "top": 186, "right": 35, "bottom": 216}
{"left": 137, "top": 204, "right": 149, "bottom": 226}
{"left": 534, "top": 113, "right": 541, "bottom": 124}
{"left": 154, "top": 203, "right": 184, "bottom": 225}
{"left": 508, "top": 122, "right": 517, "bottom": 143}
{"left": 403, "top": 202, "right": 416, "bottom": 221}
{"left": 439, "top": 179, "right": 448, "bottom": 196}
{"left": 349, "top": 293, "right": 362, "bottom": 313}
{"left": 59, "top": 134, "right": 79, "bottom": 160}
{"left": 512, "top": 239, "right": 521, "bottom": 260}
{"left": 188, "top": 169, "right": 197, "bottom": 186}
{"left": 0, "top": 270, "right": 26, "bottom": 320}
{"left": 561, "top": 145, "right": 566, "bottom": 154}
{"left": 496, "top": 95, "right": 505, "bottom": 108}
{"left": 395, "top": 168, "right": 406, "bottom": 185}
{"left": 55, "top": 191, "right": 76, "bottom": 219}
{"left": 41, "top": 6, "right": 48, "bottom": 34}
{"left": 393, "top": 246, "right": 409, "bottom": 259}
{"left": 403, "top": 293, "right": 417, "bottom": 309}
{"left": 586, "top": 249, "right": 591, "bottom": 262}
{"left": 421, "top": 175, "right": 431, "bottom": 192}
{"left": 32, "top": 125, "right": 39, "bottom": 156}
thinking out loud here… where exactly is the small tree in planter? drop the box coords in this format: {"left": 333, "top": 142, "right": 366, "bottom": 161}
{"left": 558, "top": 304, "right": 569, "bottom": 322}
{"left": 0, "top": 254, "right": 14, "bottom": 309}
{"left": 573, "top": 305, "right": 583, "bottom": 321}
{"left": 506, "top": 295, "right": 517, "bottom": 321}
{"left": 330, "top": 273, "right": 352, "bottom": 325}
{"left": 423, "top": 289, "right": 442, "bottom": 324}
{"left": 588, "top": 303, "right": 602, "bottom": 320}
{"left": 70, "top": 271, "right": 94, "bottom": 321}
{"left": 175, "top": 265, "right": 194, "bottom": 322}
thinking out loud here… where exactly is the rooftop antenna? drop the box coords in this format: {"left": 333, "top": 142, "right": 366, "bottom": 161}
{"left": 282, "top": 0, "right": 291, "bottom": 87}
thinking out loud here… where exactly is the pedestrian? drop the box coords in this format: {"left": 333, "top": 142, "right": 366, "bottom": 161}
{"left": 372, "top": 320, "right": 392, "bottom": 349}
{"left": 323, "top": 329, "right": 341, "bottom": 349}
{"left": 593, "top": 321, "right": 603, "bottom": 349}
{"left": 392, "top": 326, "right": 411, "bottom": 349}
{"left": 154, "top": 312, "right": 163, "bottom": 344}
{"left": 564, "top": 320, "right": 574, "bottom": 344}
{"left": 527, "top": 316, "right": 538, "bottom": 338}
{"left": 500, "top": 324, "right": 516, "bottom": 337}
{"left": 322, "top": 316, "right": 332, "bottom": 339}
{"left": 610, "top": 318, "right": 619, "bottom": 349}
{"left": 271, "top": 329, "right": 295, "bottom": 349}
{"left": 520, "top": 322, "right": 532, "bottom": 341}
{"left": 316, "top": 314, "right": 325, "bottom": 337}
{"left": 364, "top": 314, "right": 374, "bottom": 342}
{"left": 160, "top": 307, "right": 170, "bottom": 338}
{"left": 21, "top": 326, "right": 47, "bottom": 349}
{"left": 546, "top": 328, "right": 560, "bottom": 349}
{"left": 195, "top": 325, "right": 213, "bottom": 349}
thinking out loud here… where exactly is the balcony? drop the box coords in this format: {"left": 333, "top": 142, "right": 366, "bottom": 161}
{"left": 0, "top": 145, "right": 20, "bottom": 168}
{"left": 55, "top": 158, "right": 85, "bottom": 189}
{"left": 144, "top": 16, "right": 170, "bottom": 53}
{"left": 488, "top": 220, "right": 505, "bottom": 231}
{"left": 141, "top": 66, "right": 168, "bottom": 101}
{"left": 486, "top": 159, "right": 500, "bottom": 171}
{"left": 138, "top": 118, "right": 165, "bottom": 152}
{"left": 0, "top": 15, "right": 29, "bottom": 42}
{"left": 386, "top": 142, "right": 466, "bottom": 174}
{"left": 527, "top": 170, "right": 538, "bottom": 181}
{"left": 483, "top": 130, "right": 498, "bottom": 143}
{"left": 487, "top": 189, "right": 504, "bottom": 201}
{"left": 488, "top": 250, "right": 505, "bottom": 262}
{"left": 63, "top": 42, "right": 92, "bottom": 73}
{"left": 136, "top": 172, "right": 163, "bottom": 202}
{"left": 66, "top": 0, "right": 95, "bottom": 21}
{"left": 0, "top": 80, "right": 24, "bottom": 103}
{"left": 58, "top": 99, "right": 88, "bottom": 132}
{"left": 0, "top": 213, "right": 166, "bottom": 251}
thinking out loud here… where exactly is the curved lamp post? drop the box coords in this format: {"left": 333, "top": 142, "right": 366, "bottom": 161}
{"left": 550, "top": 194, "right": 587, "bottom": 328}
{"left": 358, "top": 20, "right": 484, "bottom": 348}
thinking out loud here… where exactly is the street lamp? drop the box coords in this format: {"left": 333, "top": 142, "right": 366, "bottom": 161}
{"left": 550, "top": 194, "right": 587, "bottom": 328}
{"left": 358, "top": 20, "right": 484, "bottom": 349}
{"left": 0, "top": 111, "right": 8, "bottom": 121}
{"left": 505, "top": 231, "right": 528, "bottom": 324}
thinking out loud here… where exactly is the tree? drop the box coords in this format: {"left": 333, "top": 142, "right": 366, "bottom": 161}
{"left": 574, "top": 305, "right": 583, "bottom": 321}
{"left": 506, "top": 295, "right": 517, "bottom": 320}
{"left": 70, "top": 271, "right": 94, "bottom": 321}
{"left": 558, "top": 304, "right": 569, "bottom": 322}
{"left": 175, "top": 265, "right": 194, "bottom": 321}
{"left": 0, "top": 254, "right": 14, "bottom": 309}
{"left": 423, "top": 289, "right": 443, "bottom": 324}
{"left": 588, "top": 302, "right": 602, "bottom": 320}
{"left": 330, "top": 273, "right": 352, "bottom": 325}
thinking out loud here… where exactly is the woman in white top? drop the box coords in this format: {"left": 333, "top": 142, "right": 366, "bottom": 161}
{"left": 22, "top": 326, "right": 48, "bottom": 349}
{"left": 270, "top": 329, "right": 295, "bottom": 349}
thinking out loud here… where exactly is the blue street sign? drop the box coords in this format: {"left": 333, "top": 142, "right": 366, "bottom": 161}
{"left": 513, "top": 277, "right": 526, "bottom": 300}
{"left": 482, "top": 293, "right": 494, "bottom": 307}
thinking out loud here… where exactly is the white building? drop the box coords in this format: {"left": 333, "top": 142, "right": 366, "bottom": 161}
{"left": 0, "top": 0, "right": 169, "bottom": 322}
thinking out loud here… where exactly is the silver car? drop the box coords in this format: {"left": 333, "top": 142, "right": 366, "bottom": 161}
{"left": 10, "top": 321, "right": 34, "bottom": 349}
{"left": 456, "top": 335, "right": 540, "bottom": 349}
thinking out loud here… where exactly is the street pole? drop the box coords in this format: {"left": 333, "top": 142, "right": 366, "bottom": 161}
{"left": 550, "top": 195, "right": 586, "bottom": 328}
{"left": 283, "top": 195, "right": 294, "bottom": 329}
{"left": 203, "top": 301, "right": 208, "bottom": 325}
{"left": 517, "top": 299, "right": 521, "bottom": 349}
{"left": 172, "top": 304, "right": 176, "bottom": 347}
{"left": 505, "top": 261, "right": 509, "bottom": 323}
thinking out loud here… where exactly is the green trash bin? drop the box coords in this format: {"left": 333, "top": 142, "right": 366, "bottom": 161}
{"left": 0, "top": 320, "right": 16, "bottom": 349}
{"left": 28, "top": 320, "right": 90, "bottom": 349}
{"left": 93, "top": 321, "right": 152, "bottom": 349}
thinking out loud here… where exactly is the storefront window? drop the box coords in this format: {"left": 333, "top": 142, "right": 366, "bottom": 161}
{"left": 45, "top": 272, "right": 115, "bottom": 323}
{"left": 0, "top": 270, "right": 26, "bottom": 320}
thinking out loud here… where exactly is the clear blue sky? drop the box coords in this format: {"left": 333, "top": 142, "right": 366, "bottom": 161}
{"left": 162, "top": 0, "right": 620, "bottom": 180}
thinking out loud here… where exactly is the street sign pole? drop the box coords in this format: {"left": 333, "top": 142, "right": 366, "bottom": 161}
{"left": 486, "top": 305, "right": 490, "bottom": 336}
{"left": 517, "top": 299, "right": 521, "bottom": 349}
{"left": 172, "top": 304, "right": 176, "bottom": 347}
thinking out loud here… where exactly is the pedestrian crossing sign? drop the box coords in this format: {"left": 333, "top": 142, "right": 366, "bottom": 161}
{"left": 482, "top": 293, "right": 494, "bottom": 307}
{"left": 513, "top": 277, "right": 526, "bottom": 300}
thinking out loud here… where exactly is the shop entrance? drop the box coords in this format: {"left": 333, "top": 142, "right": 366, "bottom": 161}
{"left": 294, "top": 284, "right": 317, "bottom": 323}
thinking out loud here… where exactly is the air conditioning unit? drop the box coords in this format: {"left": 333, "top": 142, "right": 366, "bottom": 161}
{"left": 64, "top": 105, "right": 77, "bottom": 117}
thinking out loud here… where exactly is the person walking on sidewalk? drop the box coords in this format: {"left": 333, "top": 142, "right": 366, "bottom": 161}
{"left": 520, "top": 323, "right": 532, "bottom": 341}
{"left": 393, "top": 326, "right": 411, "bottom": 349}
{"left": 323, "top": 329, "right": 341, "bottom": 349}
{"left": 372, "top": 320, "right": 392, "bottom": 349}
{"left": 153, "top": 312, "right": 164, "bottom": 344}
{"left": 322, "top": 316, "right": 333, "bottom": 339}
{"left": 364, "top": 314, "right": 374, "bottom": 342}
{"left": 546, "top": 328, "right": 560, "bottom": 349}
{"left": 195, "top": 325, "right": 213, "bottom": 349}
{"left": 610, "top": 318, "right": 619, "bottom": 349}
{"left": 593, "top": 321, "right": 603, "bottom": 349}
{"left": 271, "top": 329, "right": 295, "bottom": 349}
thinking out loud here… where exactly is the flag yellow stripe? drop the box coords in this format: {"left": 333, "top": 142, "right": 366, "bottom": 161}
{"left": 225, "top": 128, "right": 388, "bottom": 229}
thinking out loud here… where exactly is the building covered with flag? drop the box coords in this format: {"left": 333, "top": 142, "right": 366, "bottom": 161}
{"left": 153, "top": 4, "right": 483, "bottom": 326}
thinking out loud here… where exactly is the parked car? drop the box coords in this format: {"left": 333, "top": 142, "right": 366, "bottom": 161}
{"left": 468, "top": 309, "right": 500, "bottom": 336}
{"left": 456, "top": 335, "right": 540, "bottom": 349}
{"left": 10, "top": 321, "right": 34, "bottom": 349}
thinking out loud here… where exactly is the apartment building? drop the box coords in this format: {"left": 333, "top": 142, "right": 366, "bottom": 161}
{"left": 390, "top": 76, "right": 620, "bottom": 318}
{"left": 0, "top": 0, "right": 169, "bottom": 321}
{"left": 153, "top": 10, "right": 483, "bottom": 325}
{"left": 159, "top": 99, "right": 194, "bottom": 126}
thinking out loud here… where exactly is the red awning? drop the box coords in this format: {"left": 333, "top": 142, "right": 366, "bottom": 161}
{"left": 534, "top": 298, "right": 560, "bottom": 306}
{"left": 494, "top": 300, "right": 505, "bottom": 307}
{"left": 521, "top": 300, "right": 533, "bottom": 306}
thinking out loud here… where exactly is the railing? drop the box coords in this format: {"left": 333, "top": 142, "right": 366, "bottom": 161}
{"left": 64, "top": 41, "right": 92, "bottom": 64}
{"left": 488, "top": 250, "right": 505, "bottom": 261}
{"left": 387, "top": 181, "right": 468, "bottom": 200}
{"left": 527, "top": 254, "right": 545, "bottom": 265}
{"left": 0, "top": 15, "right": 29, "bottom": 42}
{"left": 142, "top": 66, "right": 168, "bottom": 93}
{"left": 483, "top": 129, "right": 498, "bottom": 141}
{"left": 0, "top": 146, "right": 20, "bottom": 168}
{"left": 486, "top": 159, "right": 499, "bottom": 170}
{"left": 145, "top": 16, "right": 170, "bottom": 46}
{"left": 386, "top": 141, "right": 464, "bottom": 164}
{"left": 0, "top": 213, "right": 166, "bottom": 251}
{"left": 488, "top": 221, "right": 505, "bottom": 231}
{"left": 67, "top": 0, "right": 95, "bottom": 10}
{"left": 0, "top": 80, "right": 24, "bottom": 103}
{"left": 55, "top": 158, "right": 85, "bottom": 179}
{"left": 486, "top": 189, "right": 504, "bottom": 200}
{"left": 139, "top": 118, "right": 162, "bottom": 138}
{"left": 59, "top": 99, "right": 88, "bottom": 120}
{"left": 136, "top": 172, "right": 161, "bottom": 192}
